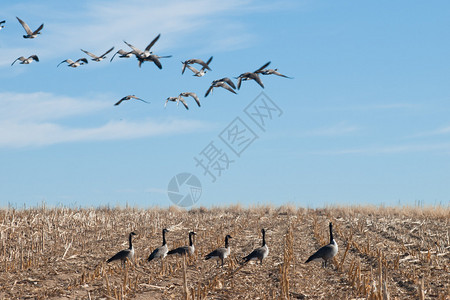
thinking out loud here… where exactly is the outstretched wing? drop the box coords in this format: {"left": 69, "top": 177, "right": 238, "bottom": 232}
{"left": 100, "top": 47, "right": 115, "bottom": 58}
{"left": 16, "top": 17, "right": 32, "bottom": 35}
{"left": 81, "top": 49, "right": 98, "bottom": 59}
{"left": 144, "top": 34, "right": 161, "bottom": 52}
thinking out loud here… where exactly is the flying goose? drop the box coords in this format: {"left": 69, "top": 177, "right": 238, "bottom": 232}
{"left": 57, "top": 58, "right": 88, "bottom": 68}
{"left": 184, "top": 56, "right": 213, "bottom": 77}
{"left": 205, "top": 78, "right": 237, "bottom": 97}
{"left": 137, "top": 53, "right": 172, "bottom": 69}
{"left": 11, "top": 55, "right": 39, "bottom": 66}
{"left": 16, "top": 17, "right": 43, "bottom": 39}
{"left": 148, "top": 228, "right": 170, "bottom": 262}
{"left": 179, "top": 92, "right": 200, "bottom": 107}
{"left": 0, "top": 20, "right": 5, "bottom": 30}
{"left": 81, "top": 47, "right": 115, "bottom": 62}
{"left": 236, "top": 61, "right": 271, "bottom": 89}
{"left": 167, "top": 231, "right": 196, "bottom": 256}
{"left": 242, "top": 229, "right": 269, "bottom": 265}
{"left": 110, "top": 49, "right": 134, "bottom": 62}
{"left": 114, "top": 95, "right": 149, "bottom": 106}
{"left": 107, "top": 232, "right": 137, "bottom": 265}
{"left": 205, "top": 234, "right": 232, "bottom": 267}
{"left": 181, "top": 57, "right": 213, "bottom": 74}
{"left": 257, "top": 68, "right": 292, "bottom": 78}
{"left": 124, "top": 34, "right": 160, "bottom": 59}
{"left": 165, "top": 96, "right": 189, "bottom": 110}
{"left": 305, "top": 222, "right": 338, "bottom": 268}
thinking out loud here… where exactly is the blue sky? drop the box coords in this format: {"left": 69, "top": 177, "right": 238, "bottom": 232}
{"left": 0, "top": 1, "right": 449, "bottom": 208}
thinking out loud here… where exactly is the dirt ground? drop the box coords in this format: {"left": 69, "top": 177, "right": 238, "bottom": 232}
{"left": 0, "top": 205, "right": 448, "bottom": 299}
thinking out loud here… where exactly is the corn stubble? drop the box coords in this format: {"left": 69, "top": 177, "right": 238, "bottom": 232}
{"left": 0, "top": 205, "right": 449, "bottom": 299}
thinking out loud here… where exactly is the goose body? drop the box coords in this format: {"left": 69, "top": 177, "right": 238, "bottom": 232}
{"left": 181, "top": 56, "right": 213, "bottom": 74}
{"left": 305, "top": 222, "right": 338, "bottom": 267}
{"left": 81, "top": 47, "right": 115, "bottom": 62}
{"left": 16, "top": 17, "right": 43, "bottom": 38}
{"left": 57, "top": 58, "right": 88, "bottom": 68}
{"left": 205, "top": 78, "right": 237, "bottom": 97}
{"left": 167, "top": 232, "right": 196, "bottom": 256}
{"left": 183, "top": 56, "right": 213, "bottom": 77}
{"left": 107, "top": 232, "right": 137, "bottom": 264}
{"left": 11, "top": 55, "right": 39, "bottom": 66}
{"left": 179, "top": 92, "right": 200, "bottom": 107}
{"left": 110, "top": 49, "right": 134, "bottom": 62}
{"left": 236, "top": 61, "right": 271, "bottom": 89}
{"left": 165, "top": 96, "right": 189, "bottom": 110}
{"left": 242, "top": 229, "right": 269, "bottom": 265}
{"left": 205, "top": 235, "right": 232, "bottom": 266}
{"left": 114, "top": 95, "right": 148, "bottom": 106}
{"left": 148, "top": 229, "right": 169, "bottom": 262}
{"left": 124, "top": 34, "right": 171, "bottom": 68}
{"left": 257, "top": 68, "right": 292, "bottom": 78}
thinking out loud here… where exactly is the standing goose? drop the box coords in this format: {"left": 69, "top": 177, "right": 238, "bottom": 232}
{"left": 205, "top": 234, "right": 232, "bottom": 267}
{"left": 179, "top": 92, "right": 201, "bottom": 107}
{"left": 114, "top": 95, "right": 149, "bottom": 106}
{"left": 242, "top": 229, "right": 269, "bottom": 265}
{"left": 11, "top": 55, "right": 39, "bottom": 66}
{"left": 181, "top": 57, "right": 213, "bottom": 74}
{"left": 305, "top": 222, "right": 338, "bottom": 267}
{"left": 167, "top": 231, "right": 196, "bottom": 256}
{"left": 107, "top": 232, "right": 137, "bottom": 265}
{"left": 148, "top": 228, "right": 170, "bottom": 262}
{"left": 16, "top": 17, "right": 43, "bottom": 39}
{"left": 236, "top": 61, "right": 271, "bottom": 89}
{"left": 81, "top": 47, "right": 115, "bottom": 62}
{"left": 57, "top": 58, "right": 88, "bottom": 68}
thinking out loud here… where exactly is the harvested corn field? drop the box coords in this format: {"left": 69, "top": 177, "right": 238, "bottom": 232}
{"left": 0, "top": 205, "right": 449, "bottom": 299}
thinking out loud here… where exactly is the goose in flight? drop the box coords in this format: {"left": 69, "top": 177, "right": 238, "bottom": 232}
{"left": 137, "top": 54, "right": 172, "bottom": 69}
{"left": 236, "top": 61, "right": 271, "bottom": 89}
{"left": 167, "top": 232, "right": 196, "bottom": 256}
{"left": 179, "top": 92, "right": 201, "bottom": 107}
{"left": 181, "top": 57, "right": 213, "bottom": 74}
{"left": 81, "top": 47, "right": 115, "bottom": 62}
{"left": 205, "top": 78, "right": 237, "bottom": 97}
{"left": 0, "top": 20, "right": 5, "bottom": 30}
{"left": 257, "top": 68, "right": 292, "bottom": 78}
{"left": 16, "top": 17, "right": 43, "bottom": 39}
{"left": 110, "top": 49, "right": 134, "bottom": 62}
{"left": 11, "top": 55, "right": 39, "bottom": 66}
{"left": 124, "top": 34, "right": 160, "bottom": 59}
{"left": 165, "top": 96, "right": 189, "bottom": 110}
{"left": 305, "top": 222, "right": 338, "bottom": 268}
{"left": 242, "top": 229, "right": 269, "bottom": 265}
{"left": 205, "top": 234, "right": 232, "bottom": 267}
{"left": 184, "top": 56, "right": 213, "bottom": 77}
{"left": 107, "top": 232, "right": 137, "bottom": 266}
{"left": 57, "top": 58, "right": 88, "bottom": 68}
{"left": 114, "top": 95, "right": 149, "bottom": 106}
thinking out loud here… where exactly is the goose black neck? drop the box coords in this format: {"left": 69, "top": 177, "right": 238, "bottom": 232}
{"left": 225, "top": 236, "right": 229, "bottom": 248}
{"left": 189, "top": 233, "right": 193, "bottom": 246}
{"left": 128, "top": 233, "right": 133, "bottom": 249}
{"left": 162, "top": 230, "right": 167, "bottom": 246}
{"left": 329, "top": 223, "right": 334, "bottom": 244}
{"left": 261, "top": 230, "right": 266, "bottom": 247}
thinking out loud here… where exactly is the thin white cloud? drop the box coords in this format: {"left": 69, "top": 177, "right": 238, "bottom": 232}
{"left": 303, "top": 122, "right": 359, "bottom": 137}
{"left": 0, "top": 118, "right": 208, "bottom": 148}
{"left": 409, "top": 126, "right": 450, "bottom": 138}
{"left": 0, "top": 91, "right": 209, "bottom": 148}
{"left": 313, "top": 142, "right": 450, "bottom": 155}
